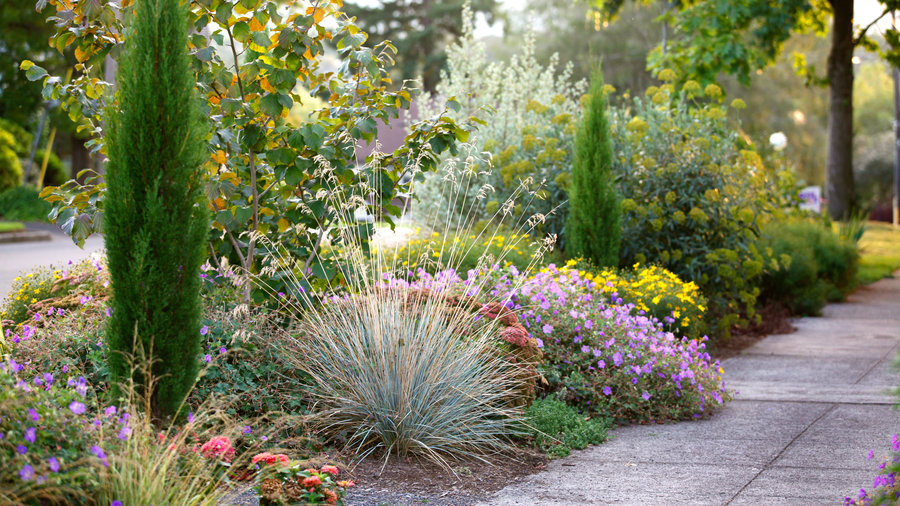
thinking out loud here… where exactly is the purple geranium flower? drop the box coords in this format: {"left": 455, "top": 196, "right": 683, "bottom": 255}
{"left": 68, "top": 401, "right": 86, "bottom": 415}
{"left": 19, "top": 465, "right": 34, "bottom": 481}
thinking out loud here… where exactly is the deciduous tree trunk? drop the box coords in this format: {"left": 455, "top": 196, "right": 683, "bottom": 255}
{"left": 825, "top": 0, "right": 855, "bottom": 220}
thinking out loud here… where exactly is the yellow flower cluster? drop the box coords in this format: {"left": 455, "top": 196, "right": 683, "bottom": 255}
{"left": 547, "top": 261, "right": 708, "bottom": 339}
{"left": 1, "top": 269, "right": 61, "bottom": 323}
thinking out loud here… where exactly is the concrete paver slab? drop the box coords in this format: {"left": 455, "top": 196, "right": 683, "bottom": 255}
{"left": 727, "top": 382, "right": 896, "bottom": 404}
{"left": 485, "top": 462, "right": 753, "bottom": 506}
{"left": 731, "top": 466, "right": 872, "bottom": 501}
{"left": 742, "top": 320, "right": 900, "bottom": 358}
{"left": 607, "top": 401, "right": 831, "bottom": 441}
{"left": 722, "top": 355, "right": 875, "bottom": 384}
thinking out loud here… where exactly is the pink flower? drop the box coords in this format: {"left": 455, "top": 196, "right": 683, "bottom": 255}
{"left": 199, "top": 436, "right": 235, "bottom": 462}
{"left": 251, "top": 452, "right": 290, "bottom": 466}
{"left": 320, "top": 465, "right": 339, "bottom": 476}
{"left": 302, "top": 475, "right": 322, "bottom": 487}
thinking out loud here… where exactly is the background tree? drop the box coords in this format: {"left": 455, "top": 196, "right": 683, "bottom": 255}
{"left": 104, "top": 0, "right": 209, "bottom": 419}
{"left": 598, "top": 0, "right": 900, "bottom": 220}
{"left": 343, "top": 0, "right": 498, "bottom": 91}
{"left": 566, "top": 67, "right": 620, "bottom": 267}
{"left": 496, "top": 0, "right": 659, "bottom": 95}
{"left": 0, "top": 0, "right": 67, "bottom": 127}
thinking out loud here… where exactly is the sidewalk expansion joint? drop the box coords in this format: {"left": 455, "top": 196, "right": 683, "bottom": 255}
{"left": 724, "top": 403, "right": 838, "bottom": 505}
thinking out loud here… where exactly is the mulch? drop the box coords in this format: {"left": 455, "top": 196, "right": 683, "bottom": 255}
{"left": 343, "top": 448, "right": 548, "bottom": 505}
{"left": 710, "top": 303, "right": 795, "bottom": 361}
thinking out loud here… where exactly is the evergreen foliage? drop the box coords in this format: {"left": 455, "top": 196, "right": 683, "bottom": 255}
{"left": 104, "top": 0, "right": 209, "bottom": 419}
{"left": 566, "top": 68, "right": 620, "bottom": 267}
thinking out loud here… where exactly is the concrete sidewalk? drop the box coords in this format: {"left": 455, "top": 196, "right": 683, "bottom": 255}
{"left": 0, "top": 223, "right": 104, "bottom": 299}
{"left": 484, "top": 276, "right": 900, "bottom": 505}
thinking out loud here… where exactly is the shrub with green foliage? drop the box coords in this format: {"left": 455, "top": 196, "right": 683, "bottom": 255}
{"left": 758, "top": 219, "right": 859, "bottom": 315}
{"left": 566, "top": 67, "right": 620, "bottom": 267}
{"left": 0, "top": 118, "right": 33, "bottom": 157}
{"left": 0, "top": 186, "right": 52, "bottom": 222}
{"left": 104, "top": 0, "right": 209, "bottom": 419}
{"left": 0, "top": 126, "right": 23, "bottom": 192}
{"left": 611, "top": 77, "right": 782, "bottom": 337}
{"left": 524, "top": 396, "right": 610, "bottom": 458}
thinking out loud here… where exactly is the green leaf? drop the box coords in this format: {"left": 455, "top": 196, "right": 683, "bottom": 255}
{"left": 24, "top": 64, "right": 48, "bottom": 81}
{"left": 251, "top": 32, "right": 271, "bottom": 50}
{"left": 232, "top": 21, "right": 251, "bottom": 42}
{"left": 260, "top": 94, "right": 283, "bottom": 117}
{"left": 234, "top": 206, "right": 253, "bottom": 224}
{"left": 196, "top": 47, "right": 215, "bottom": 62}
{"left": 215, "top": 3, "right": 233, "bottom": 24}
{"left": 277, "top": 93, "right": 293, "bottom": 110}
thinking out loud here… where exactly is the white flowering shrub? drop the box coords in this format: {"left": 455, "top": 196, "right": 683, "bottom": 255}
{"left": 412, "top": 5, "right": 586, "bottom": 243}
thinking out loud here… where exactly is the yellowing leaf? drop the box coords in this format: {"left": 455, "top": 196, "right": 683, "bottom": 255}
{"left": 214, "top": 197, "right": 226, "bottom": 210}
{"left": 249, "top": 17, "right": 265, "bottom": 31}
{"left": 313, "top": 8, "right": 325, "bottom": 24}
{"left": 213, "top": 150, "right": 227, "bottom": 164}
{"left": 260, "top": 77, "right": 276, "bottom": 94}
{"left": 277, "top": 218, "right": 291, "bottom": 232}
{"left": 19, "top": 60, "right": 34, "bottom": 70}
{"left": 74, "top": 45, "right": 89, "bottom": 62}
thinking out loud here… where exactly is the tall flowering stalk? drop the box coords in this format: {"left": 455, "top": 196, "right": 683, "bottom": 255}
{"left": 104, "top": 0, "right": 209, "bottom": 419}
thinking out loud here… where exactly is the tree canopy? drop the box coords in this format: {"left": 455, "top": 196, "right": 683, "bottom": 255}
{"left": 343, "top": 0, "right": 498, "bottom": 92}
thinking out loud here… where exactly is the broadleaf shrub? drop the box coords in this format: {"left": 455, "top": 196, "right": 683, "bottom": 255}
{"left": 30, "top": 0, "right": 472, "bottom": 303}
{"left": 610, "top": 77, "right": 777, "bottom": 337}
{"left": 0, "top": 186, "right": 52, "bottom": 222}
{"left": 759, "top": 219, "right": 859, "bottom": 315}
{"left": 0, "top": 126, "right": 23, "bottom": 192}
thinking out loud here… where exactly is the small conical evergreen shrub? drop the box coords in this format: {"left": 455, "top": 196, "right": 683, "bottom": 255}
{"left": 566, "top": 67, "right": 621, "bottom": 267}
{"left": 104, "top": 0, "right": 209, "bottom": 419}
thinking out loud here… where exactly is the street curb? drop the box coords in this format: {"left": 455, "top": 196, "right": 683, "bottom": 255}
{"left": 0, "top": 230, "right": 53, "bottom": 244}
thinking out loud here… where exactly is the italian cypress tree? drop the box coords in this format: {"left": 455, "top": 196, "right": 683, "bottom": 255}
{"left": 104, "top": 0, "right": 208, "bottom": 419}
{"left": 565, "top": 67, "right": 621, "bottom": 267}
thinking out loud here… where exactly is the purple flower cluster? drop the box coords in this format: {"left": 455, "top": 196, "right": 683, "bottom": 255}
{"left": 380, "top": 264, "right": 730, "bottom": 422}
{"left": 845, "top": 435, "right": 900, "bottom": 505}
{"left": 0, "top": 358, "right": 132, "bottom": 490}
